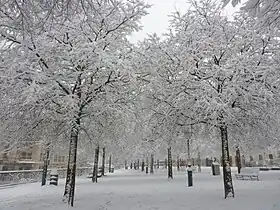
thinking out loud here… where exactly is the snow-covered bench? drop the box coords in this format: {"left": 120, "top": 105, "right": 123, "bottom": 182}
{"left": 86, "top": 168, "right": 103, "bottom": 178}
{"left": 235, "top": 168, "right": 259, "bottom": 181}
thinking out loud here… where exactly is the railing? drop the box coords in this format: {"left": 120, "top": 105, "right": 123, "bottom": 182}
{"left": 0, "top": 167, "right": 92, "bottom": 185}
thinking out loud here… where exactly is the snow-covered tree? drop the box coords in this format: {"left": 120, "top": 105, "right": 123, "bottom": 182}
{"left": 0, "top": 0, "right": 149, "bottom": 206}
{"left": 224, "top": 0, "right": 280, "bottom": 27}
{"left": 168, "top": 0, "right": 280, "bottom": 198}
{"left": 136, "top": 0, "right": 280, "bottom": 198}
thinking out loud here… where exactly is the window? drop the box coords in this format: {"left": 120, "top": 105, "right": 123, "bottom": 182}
{"left": 3, "top": 152, "right": 8, "bottom": 160}
{"left": 27, "top": 152, "right": 32, "bottom": 159}
{"left": 54, "top": 155, "right": 58, "bottom": 162}
{"left": 20, "top": 152, "right": 26, "bottom": 160}
{"left": 62, "top": 156, "right": 65, "bottom": 162}
{"left": 58, "top": 156, "right": 62, "bottom": 162}
{"left": 20, "top": 152, "right": 32, "bottom": 160}
{"left": 250, "top": 156, "right": 254, "bottom": 161}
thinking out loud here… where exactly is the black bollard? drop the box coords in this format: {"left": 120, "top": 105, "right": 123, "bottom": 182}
{"left": 187, "top": 167, "right": 193, "bottom": 187}
{"left": 141, "top": 161, "right": 145, "bottom": 171}
{"left": 145, "top": 166, "right": 148, "bottom": 174}
{"left": 125, "top": 160, "right": 128, "bottom": 169}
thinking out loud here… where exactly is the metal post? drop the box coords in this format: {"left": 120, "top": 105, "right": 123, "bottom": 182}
{"left": 187, "top": 167, "right": 193, "bottom": 187}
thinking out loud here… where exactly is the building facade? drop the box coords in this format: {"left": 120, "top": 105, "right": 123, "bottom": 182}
{"left": 0, "top": 144, "right": 68, "bottom": 171}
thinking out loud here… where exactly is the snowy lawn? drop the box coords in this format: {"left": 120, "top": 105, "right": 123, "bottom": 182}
{"left": 0, "top": 167, "right": 280, "bottom": 210}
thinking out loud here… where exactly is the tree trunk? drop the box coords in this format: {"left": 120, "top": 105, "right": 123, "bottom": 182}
{"left": 157, "top": 159, "right": 159, "bottom": 169}
{"left": 63, "top": 143, "right": 72, "bottom": 201}
{"left": 236, "top": 147, "right": 241, "bottom": 174}
{"left": 125, "top": 160, "right": 128, "bottom": 169}
{"left": 150, "top": 154, "right": 154, "bottom": 174}
{"left": 177, "top": 156, "right": 180, "bottom": 171}
{"left": 221, "top": 125, "right": 235, "bottom": 199}
{"left": 141, "top": 160, "right": 145, "bottom": 171}
{"left": 92, "top": 145, "right": 100, "bottom": 183}
{"left": 130, "top": 162, "right": 133, "bottom": 169}
{"left": 197, "top": 151, "right": 201, "bottom": 172}
{"left": 63, "top": 121, "right": 79, "bottom": 206}
{"left": 146, "top": 157, "right": 149, "bottom": 174}
{"left": 187, "top": 139, "right": 191, "bottom": 167}
{"left": 167, "top": 147, "right": 173, "bottom": 179}
{"left": 137, "top": 159, "right": 140, "bottom": 170}
{"left": 109, "top": 155, "right": 112, "bottom": 173}
{"left": 41, "top": 143, "right": 50, "bottom": 186}
{"left": 101, "top": 147, "right": 105, "bottom": 176}
{"left": 164, "top": 158, "right": 167, "bottom": 169}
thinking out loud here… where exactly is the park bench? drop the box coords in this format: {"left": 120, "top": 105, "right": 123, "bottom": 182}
{"left": 235, "top": 167, "right": 259, "bottom": 181}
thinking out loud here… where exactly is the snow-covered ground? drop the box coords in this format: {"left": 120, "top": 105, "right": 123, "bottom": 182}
{"left": 0, "top": 167, "right": 279, "bottom": 210}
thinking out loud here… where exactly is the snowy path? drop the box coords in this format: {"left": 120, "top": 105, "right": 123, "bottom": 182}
{"left": 0, "top": 168, "right": 280, "bottom": 210}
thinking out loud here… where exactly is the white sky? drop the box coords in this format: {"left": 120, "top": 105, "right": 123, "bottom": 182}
{"left": 129, "top": 0, "right": 242, "bottom": 43}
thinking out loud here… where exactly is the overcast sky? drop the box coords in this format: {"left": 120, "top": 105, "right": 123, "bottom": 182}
{"left": 129, "top": 0, "right": 242, "bottom": 43}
